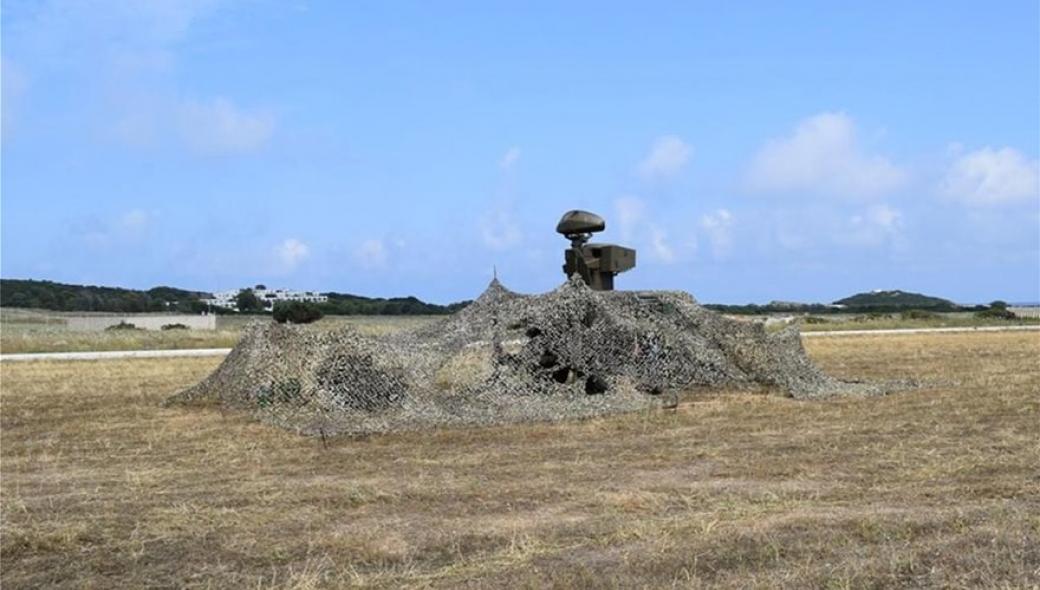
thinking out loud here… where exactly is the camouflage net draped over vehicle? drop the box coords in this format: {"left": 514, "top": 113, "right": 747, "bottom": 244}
{"left": 167, "top": 276, "right": 890, "bottom": 436}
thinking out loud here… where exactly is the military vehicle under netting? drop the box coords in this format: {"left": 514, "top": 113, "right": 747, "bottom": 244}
{"left": 167, "top": 211, "right": 898, "bottom": 436}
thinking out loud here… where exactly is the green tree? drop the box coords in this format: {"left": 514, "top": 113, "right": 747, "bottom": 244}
{"left": 236, "top": 289, "right": 264, "bottom": 313}
{"left": 989, "top": 300, "right": 1009, "bottom": 310}
{"left": 272, "top": 301, "right": 324, "bottom": 324}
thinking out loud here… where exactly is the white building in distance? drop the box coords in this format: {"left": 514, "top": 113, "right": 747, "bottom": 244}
{"left": 203, "top": 286, "right": 327, "bottom": 311}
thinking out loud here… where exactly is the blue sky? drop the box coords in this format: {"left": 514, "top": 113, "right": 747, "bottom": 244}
{"left": 2, "top": 1, "right": 1038, "bottom": 304}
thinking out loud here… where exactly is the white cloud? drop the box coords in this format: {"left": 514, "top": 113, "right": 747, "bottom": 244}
{"left": 354, "top": 238, "right": 387, "bottom": 269}
{"left": 614, "top": 196, "right": 646, "bottom": 242}
{"left": 699, "top": 209, "right": 734, "bottom": 259}
{"left": 774, "top": 226, "right": 810, "bottom": 251}
{"left": 120, "top": 0, "right": 219, "bottom": 45}
{"left": 177, "top": 97, "right": 274, "bottom": 155}
{"left": 746, "top": 112, "right": 906, "bottom": 198}
{"left": 838, "top": 204, "right": 903, "bottom": 247}
{"left": 119, "top": 209, "right": 151, "bottom": 234}
{"left": 6, "top": 2, "right": 272, "bottom": 156}
{"left": 74, "top": 209, "right": 156, "bottom": 250}
{"left": 15, "top": 0, "right": 219, "bottom": 54}
{"left": 1, "top": 57, "right": 28, "bottom": 139}
{"left": 612, "top": 197, "right": 678, "bottom": 263}
{"left": 276, "top": 238, "right": 309, "bottom": 270}
{"left": 499, "top": 147, "right": 521, "bottom": 171}
{"left": 865, "top": 203, "right": 900, "bottom": 230}
{"left": 637, "top": 135, "right": 692, "bottom": 181}
{"left": 939, "top": 147, "right": 1039, "bottom": 205}
{"left": 480, "top": 208, "right": 523, "bottom": 250}
{"left": 649, "top": 225, "right": 676, "bottom": 263}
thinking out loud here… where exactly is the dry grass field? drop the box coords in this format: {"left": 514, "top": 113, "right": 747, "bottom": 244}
{"left": 0, "top": 314, "right": 440, "bottom": 354}
{"left": 3, "top": 306, "right": 1036, "bottom": 354}
{"left": 794, "top": 314, "right": 1039, "bottom": 332}
{"left": 1, "top": 332, "right": 1038, "bottom": 588}
{"left": 0, "top": 327, "right": 244, "bottom": 355}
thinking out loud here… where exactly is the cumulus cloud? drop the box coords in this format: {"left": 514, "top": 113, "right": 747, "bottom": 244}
{"left": 864, "top": 203, "right": 901, "bottom": 230}
{"left": 499, "top": 147, "right": 521, "bottom": 171}
{"left": 612, "top": 197, "right": 678, "bottom": 263}
{"left": 30, "top": 0, "right": 285, "bottom": 158}
{"left": 774, "top": 224, "right": 811, "bottom": 251}
{"left": 480, "top": 207, "right": 523, "bottom": 250}
{"left": 354, "top": 238, "right": 388, "bottom": 269}
{"left": 699, "top": 209, "right": 735, "bottom": 259}
{"left": 746, "top": 112, "right": 906, "bottom": 198}
{"left": 177, "top": 98, "right": 275, "bottom": 155}
{"left": 73, "top": 208, "right": 157, "bottom": 250}
{"left": 939, "top": 146, "right": 1039, "bottom": 205}
{"left": 276, "top": 238, "right": 309, "bottom": 270}
{"left": 649, "top": 225, "right": 676, "bottom": 263}
{"left": 838, "top": 204, "right": 903, "bottom": 247}
{"left": 7, "top": 0, "right": 219, "bottom": 60}
{"left": 637, "top": 135, "right": 692, "bottom": 181}
{"left": 118, "top": 209, "right": 152, "bottom": 235}
{"left": 7, "top": 2, "right": 274, "bottom": 156}
{"left": 1, "top": 57, "right": 28, "bottom": 139}
{"left": 614, "top": 196, "right": 646, "bottom": 242}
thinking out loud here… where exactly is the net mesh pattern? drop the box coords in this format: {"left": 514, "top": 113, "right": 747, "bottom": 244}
{"left": 167, "top": 276, "right": 890, "bottom": 436}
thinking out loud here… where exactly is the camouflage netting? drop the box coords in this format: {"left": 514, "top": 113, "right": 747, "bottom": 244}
{"left": 166, "top": 276, "right": 893, "bottom": 436}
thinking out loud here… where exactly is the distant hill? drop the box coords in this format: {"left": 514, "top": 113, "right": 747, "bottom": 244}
{"left": 0, "top": 278, "right": 469, "bottom": 316}
{"left": 834, "top": 290, "right": 957, "bottom": 310}
{"left": 706, "top": 289, "right": 965, "bottom": 315}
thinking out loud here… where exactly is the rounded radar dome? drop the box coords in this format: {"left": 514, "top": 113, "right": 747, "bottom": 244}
{"left": 556, "top": 210, "right": 605, "bottom": 237}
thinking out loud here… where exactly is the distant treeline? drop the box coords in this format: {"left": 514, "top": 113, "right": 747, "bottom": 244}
{"left": 319, "top": 293, "right": 470, "bottom": 316}
{"left": 0, "top": 279, "right": 212, "bottom": 313}
{"left": 705, "top": 303, "right": 843, "bottom": 315}
{"left": 0, "top": 278, "right": 470, "bottom": 316}
{"left": 5, "top": 279, "right": 996, "bottom": 317}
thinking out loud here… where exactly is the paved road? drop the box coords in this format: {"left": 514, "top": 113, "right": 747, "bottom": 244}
{"left": 1, "top": 325, "right": 1036, "bottom": 363}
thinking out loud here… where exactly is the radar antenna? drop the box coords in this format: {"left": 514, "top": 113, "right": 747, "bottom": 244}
{"left": 555, "top": 210, "right": 636, "bottom": 291}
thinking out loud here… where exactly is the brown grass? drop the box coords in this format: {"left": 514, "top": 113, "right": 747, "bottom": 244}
{"left": 0, "top": 327, "right": 243, "bottom": 354}
{"left": 2, "top": 332, "right": 1038, "bottom": 588}
{"left": 795, "top": 314, "right": 1039, "bottom": 332}
{"left": 0, "top": 315, "right": 441, "bottom": 354}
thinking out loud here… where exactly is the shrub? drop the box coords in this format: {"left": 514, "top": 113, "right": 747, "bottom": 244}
{"left": 854, "top": 313, "right": 891, "bottom": 322}
{"left": 105, "top": 321, "right": 140, "bottom": 331}
{"left": 272, "top": 301, "right": 324, "bottom": 324}
{"left": 976, "top": 308, "right": 1017, "bottom": 320}
{"left": 161, "top": 323, "right": 189, "bottom": 330}
{"left": 900, "top": 309, "right": 939, "bottom": 320}
{"left": 803, "top": 316, "right": 829, "bottom": 324}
